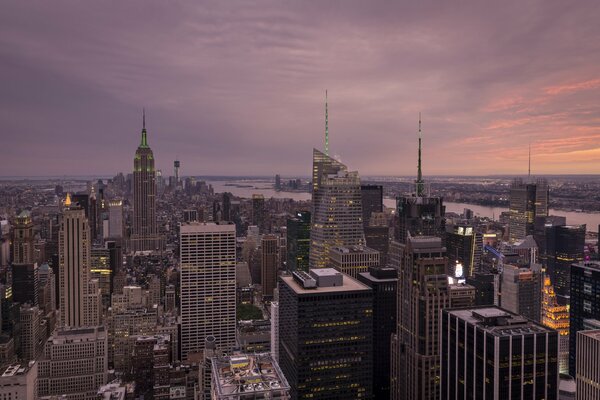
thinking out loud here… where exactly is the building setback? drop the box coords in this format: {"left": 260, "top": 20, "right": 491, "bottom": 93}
{"left": 278, "top": 269, "right": 373, "bottom": 399}
{"left": 440, "top": 307, "right": 559, "bottom": 400}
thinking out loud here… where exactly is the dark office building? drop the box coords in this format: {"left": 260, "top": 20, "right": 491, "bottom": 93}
{"left": 364, "top": 225, "right": 389, "bottom": 265}
{"left": 361, "top": 185, "right": 383, "bottom": 227}
{"left": 533, "top": 215, "right": 566, "bottom": 256}
{"left": 466, "top": 271, "right": 497, "bottom": 306}
{"left": 445, "top": 224, "right": 482, "bottom": 278}
{"left": 441, "top": 306, "right": 558, "bottom": 400}
{"left": 395, "top": 196, "right": 445, "bottom": 244}
{"left": 252, "top": 194, "right": 265, "bottom": 231}
{"left": 279, "top": 269, "right": 373, "bottom": 400}
{"left": 286, "top": 211, "right": 311, "bottom": 272}
{"left": 569, "top": 261, "right": 600, "bottom": 375}
{"left": 222, "top": 192, "right": 232, "bottom": 222}
{"left": 11, "top": 263, "right": 39, "bottom": 306}
{"left": 357, "top": 266, "right": 397, "bottom": 400}
{"left": 546, "top": 224, "right": 585, "bottom": 305}
{"left": 509, "top": 178, "right": 549, "bottom": 243}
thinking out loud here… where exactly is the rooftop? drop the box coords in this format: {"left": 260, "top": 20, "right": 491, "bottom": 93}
{"left": 211, "top": 353, "right": 290, "bottom": 399}
{"left": 1, "top": 363, "right": 35, "bottom": 378}
{"left": 281, "top": 271, "right": 370, "bottom": 295}
{"left": 447, "top": 306, "right": 554, "bottom": 337}
{"left": 330, "top": 245, "right": 379, "bottom": 255}
{"left": 578, "top": 329, "right": 600, "bottom": 341}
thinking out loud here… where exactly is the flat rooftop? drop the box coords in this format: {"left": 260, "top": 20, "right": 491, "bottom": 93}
{"left": 330, "top": 245, "right": 379, "bottom": 255}
{"left": 448, "top": 306, "right": 554, "bottom": 337}
{"left": 211, "top": 353, "right": 290, "bottom": 398}
{"left": 281, "top": 272, "right": 370, "bottom": 294}
{"left": 579, "top": 329, "right": 600, "bottom": 341}
{"left": 180, "top": 221, "right": 235, "bottom": 234}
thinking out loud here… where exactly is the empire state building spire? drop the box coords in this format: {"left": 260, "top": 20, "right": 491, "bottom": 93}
{"left": 416, "top": 113, "right": 425, "bottom": 197}
{"left": 325, "top": 90, "right": 329, "bottom": 156}
{"left": 140, "top": 108, "right": 148, "bottom": 148}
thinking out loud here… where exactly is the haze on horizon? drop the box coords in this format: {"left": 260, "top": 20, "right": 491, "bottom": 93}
{"left": 2, "top": 1, "right": 600, "bottom": 177}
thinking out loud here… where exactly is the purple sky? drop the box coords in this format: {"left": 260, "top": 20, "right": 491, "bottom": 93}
{"left": 2, "top": 1, "right": 600, "bottom": 177}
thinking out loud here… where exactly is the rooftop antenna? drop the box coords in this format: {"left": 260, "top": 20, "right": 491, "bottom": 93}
{"left": 416, "top": 113, "right": 424, "bottom": 197}
{"left": 325, "top": 90, "right": 329, "bottom": 156}
{"left": 528, "top": 141, "right": 531, "bottom": 180}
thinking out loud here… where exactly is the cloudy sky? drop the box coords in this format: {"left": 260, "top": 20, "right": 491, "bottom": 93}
{"left": 2, "top": 1, "right": 600, "bottom": 177}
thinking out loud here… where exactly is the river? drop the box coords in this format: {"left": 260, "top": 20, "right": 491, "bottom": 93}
{"left": 207, "top": 179, "right": 600, "bottom": 231}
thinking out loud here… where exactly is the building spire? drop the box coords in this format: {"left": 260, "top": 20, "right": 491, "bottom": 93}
{"left": 528, "top": 141, "right": 531, "bottom": 180}
{"left": 140, "top": 108, "right": 148, "bottom": 148}
{"left": 65, "top": 192, "right": 72, "bottom": 207}
{"left": 325, "top": 90, "right": 329, "bottom": 156}
{"left": 416, "top": 112, "right": 424, "bottom": 196}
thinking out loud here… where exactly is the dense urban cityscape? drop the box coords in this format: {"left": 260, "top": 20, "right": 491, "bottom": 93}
{"left": 3, "top": 2, "right": 600, "bottom": 400}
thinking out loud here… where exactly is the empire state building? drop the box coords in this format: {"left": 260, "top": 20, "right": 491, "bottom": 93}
{"left": 130, "top": 112, "right": 163, "bottom": 252}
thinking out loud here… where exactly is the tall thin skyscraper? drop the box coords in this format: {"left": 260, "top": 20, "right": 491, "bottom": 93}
{"left": 11, "top": 211, "right": 39, "bottom": 305}
{"left": 391, "top": 236, "right": 450, "bottom": 400}
{"left": 545, "top": 224, "right": 585, "bottom": 305}
{"left": 509, "top": 178, "right": 549, "bottom": 243}
{"left": 286, "top": 211, "right": 311, "bottom": 272}
{"left": 395, "top": 116, "right": 445, "bottom": 244}
{"left": 130, "top": 111, "right": 162, "bottom": 252}
{"left": 260, "top": 234, "right": 279, "bottom": 299}
{"left": 59, "top": 193, "right": 90, "bottom": 328}
{"left": 180, "top": 222, "right": 236, "bottom": 360}
{"left": 309, "top": 149, "right": 365, "bottom": 268}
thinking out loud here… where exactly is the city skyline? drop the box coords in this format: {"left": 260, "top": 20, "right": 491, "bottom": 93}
{"left": 2, "top": 2, "right": 600, "bottom": 177}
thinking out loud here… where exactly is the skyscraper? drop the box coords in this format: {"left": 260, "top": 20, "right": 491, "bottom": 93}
{"left": 59, "top": 194, "right": 91, "bottom": 328}
{"left": 279, "top": 269, "right": 373, "bottom": 399}
{"left": 260, "top": 234, "right": 279, "bottom": 299}
{"left": 391, "top": 235, "right": 450, "bottom": 400}
{"left": 576, "top": 329, "right": 600, "bottom": 399}
{"left": 569, "top": 261, "right": 600, "bottom": 375}
{"left": 286, "top": 211, "right": 311, "bottom": 272}
{"left": 130, "top": 111, "right": 163, "bottom": 252}
{"left": 107, "top": 200, "right": 123, "bottom": 240}
{"left": 445, "top": 224, "right": 481, "bottom": 278}
{"left": 545, "top": 224, "right": 585, "bottom": 305}
{"left": 327, "top": 245, "right": 380, "bottom": 279}
{"left": 509, "top": 178, "right": 549, "bottom": 243}
{"left": 251, "top": 194, "right": 265, "bottom": 231}
{"left": 542, "top": 276, "right": 570, "bottom": 374}
{"left": 395, "top": 116, "right": 445, "bottom": 244}
{"left": 500, "top": 263, "right": 543, "bottom": 322}
{"left": 441, "top": 306, "right": 559, "bottom": 400}
{"left": 11, "top": 211, "right": 39, "bottom": 306}
{"left": 361, "top": 185, "right": 383, "bottom": 228}
{"left": 309, "top": 149, "right": 365, "bottom": 268}
{"left": 180, "top": 222, "right": 236, "bottom": 360}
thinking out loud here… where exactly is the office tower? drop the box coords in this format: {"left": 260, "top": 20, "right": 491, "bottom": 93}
{"left": 534, "top": 215, "right": 566, "bottom": 256}
{"left": 309, "top": 149, "right": 365, "bottom": 268}
{"left": 38, "top": 264, "right": 56, "bottom": 314}
{"left": 252, "top": 194, "right": 265, "bottom": 231}
{"left": 59, "top": 194, "right": 91, "bottom": 328}
{"left": 361, "top": 185, "right": 383, "bottom": 228}
{"left": 286, "top": 211, "right": 310, "bottom": 272}
{"left": 395, "top": 118, "right": 445, "bottom": 244}
{"left": 364, "top": 226, "right": 390, "bottom": 265}
{"left": 133, "top": 336, "right": 157, "bottom": 398}
{"left": 222, "top": 193, "right": 232, "bottom": 222}
{"left": 37, "top": 327, "right": 108, "bottom": 400}
{"left": 357, "top": 266, "right": 398, "bottom": 400}
{"left": 19, "top": 305, "right": 41, "bottom": 362}
{"left": 446, "top": 224, "right": 481, "bottom": 278}
{"left": 270, "top": 301, "right": 279, "bottom": 361}
{"left": 509, "top": 178, "right": 549, "bottom": 243}
{"left": 90, "top": 247, "right": 112, "bottom": 309}
{"left": 466, "top": 271, "right": 498, "bottom": 306}
{"left": 501, "top": 263, "right": 543, "bottom": 322}
{"left": 279, "top": 269, "right": 373, "bottom": 399}
{"left": 174, "top": 159, "right": 180, "bottom": 185}
{"left": 211, "top": 353, "right": 290, "bottom": 399}
{"left": 275, "top": 174, "right": 281, "bottom": 190}
{"left": 569, "top": 262, "right": 600, "bottom": 375}
{"left": 576, "top": 329, "right": 600, "bottom": 399}
{"left": 546, "top": 224, "right": 585, "bottom": 305}
{"left": 0, "top": 363, "right": 38, "bottom": 400}
{"left": 328, "top": 245, "right": 380, "bottom": 279}
{"left": 12, "top": 211, "right": 34, "bottom": 264}
{"left": 542, "top": 276, "right": 570, "bottom": 374}
{"left": 180, "top": 222, "right": 236, "bottom": 360}
{"left": 391, "top": 236, "right": 449, "bottom": 400}
{"left": 440, "top": 307, "right": 559, "bottom": 400}
{"left": 108, "top": 200, "right": 123, "bottom": 240}
{"left": 130, "top": 111, "right": 163, "bottom": 252}
{"left": 261, "top": 234, "right": 279, "bottom": 299}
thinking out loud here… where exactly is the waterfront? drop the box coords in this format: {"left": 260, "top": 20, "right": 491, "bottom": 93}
{"left": 207, "top": 179, "right": 600, "bottom": 231}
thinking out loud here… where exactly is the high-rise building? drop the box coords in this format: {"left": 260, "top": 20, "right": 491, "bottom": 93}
{"left": 260, "top": 235, "right": 279, "bottom": 299}
{"left": 445, "top": 224, "right": 482, "bottom": 278}
{"left": 569, "top": 261, "right": 600, "bottom": 375}
{"left": 395, "top": 117, "right": 445, "bottom": 244}
{"left": 576, "top": 329, "right": 600, "bottom": 399}
{"left": 309, "top": 149, "right": 365, "bottom": 268}
{"left": 542, "top": 276, "right": 570, "bottom": 374}
{"left": 327, "top": 245, "right": 380, "bottom": 279}
{"left": 449, "top": 282, "right": 476, "bottom": 308}
{"left": 180, "top": 222, "right": 236, "bottom": 360}
{"left": 59, "top": 194, "right": 91, "bottom": 328}
{"left": 546, "top": 224, "right": 585, "bottom": 305}
{"left": 361, "top": 185, "right": 383, "bottom": 228}
{"left": 286, "top": 211, "right": 310, "bottom": 272}
{"left": 11, "top": 211, "right": 39, "bottom": 306}
{"left": 279, "top": 269, "right": 373, "bottom": 399}
{"left": 0, "top": 363, "right": 38, "bottom": 400}
{"left": 252, "top": 194, "right": 265, "bottom": 231}
{"left": 509, "top": 178, "right": 549, "bottom": 243}
{"left": 37, "top": 326, "right": 108, "bottom": 400}
{"left": 500, "top": 263, "right": 543, "bottom": 322}
{"left": 12, "top": 211, "right": 34, "bottom": 265}
{"left": 130, "top": 112, "right": 163, "bottom": 252}
{"left": 391, "top": 235, "right": 449, "bottom": 400}
{"left": 441, "top": 306, "right": 559, "bottom": 400}
{"left": 466, "top": 271, "right": 498, "bottom": 306}
{"left": 108, "top": 200, "right": 123, "bottom": 240}
{"left": 357, "top": 266, "right": 397, "bottom": 400}
{"left": 18, "top": 304, "right": 42, "bottom": 362}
